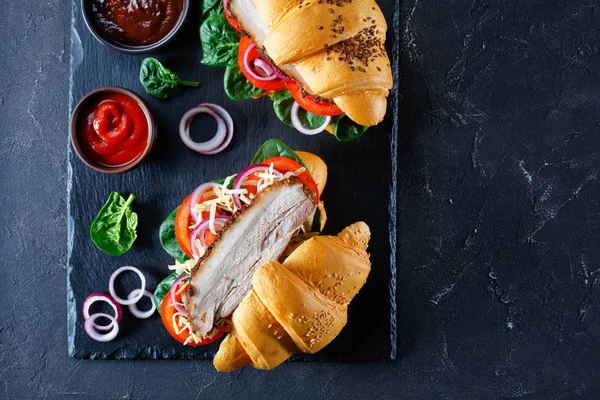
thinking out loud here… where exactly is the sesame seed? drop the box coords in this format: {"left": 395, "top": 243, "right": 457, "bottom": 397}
{"left": 325, "top": 26, "right": 385, "bottom": 70}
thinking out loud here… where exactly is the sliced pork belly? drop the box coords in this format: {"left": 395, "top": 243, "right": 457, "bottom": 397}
{"left": 229, "top": 0, "right": 270, "bottom": 45}
{"left": 229, "top": 0, "right": 311, "bottom": 90}
{"left": 187, "top": 177, "right": 317, "bottom": 336}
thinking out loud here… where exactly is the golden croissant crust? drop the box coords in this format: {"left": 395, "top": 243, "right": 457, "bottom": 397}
{"left": 213, "top": 222, "right": 372, "bottom": 371}
{"left": 230, "top": 0, "right": 393, "bottom": 126}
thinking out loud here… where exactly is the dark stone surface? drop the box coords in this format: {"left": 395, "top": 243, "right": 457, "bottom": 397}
{"left": 66, "top": 0, "right": 397, "bottom": 361}
{"left": 1, "top": 0, "right": 600, "bottom": 399}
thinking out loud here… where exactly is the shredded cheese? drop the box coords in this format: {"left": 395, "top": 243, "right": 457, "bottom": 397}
{"left": 190, "top": 174, "right": 252, "bottom": 237}
{"left": 165, "top": 163, "right": 316, "bottom": 344}
{"left": 176, "top": 281, "right": 190, "bottom": 296}
{"left": 172, "top": 311, "right": 220, "bottom": 345}
{"left": 194, "top": 239, "right": 205, "bottom": 258}
{"left": 240, "top": 193, "right": 252, "bottom": 205}
{"left": 168, "top": 258, "right": 197, "bottom": 275}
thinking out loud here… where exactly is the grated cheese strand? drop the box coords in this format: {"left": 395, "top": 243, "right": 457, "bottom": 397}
{"left": 176, "top": 281, "right": 190, "bottom": 296}
{"left": 209, "top": 201, "right": 217, "bottom": 234}
{"left": 168, "top": 258, "right": 197, "bottom": 274}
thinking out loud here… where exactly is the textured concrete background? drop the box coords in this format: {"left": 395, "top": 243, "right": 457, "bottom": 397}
{"left": 1, "top": 0, "right": 600, "bottom": 399}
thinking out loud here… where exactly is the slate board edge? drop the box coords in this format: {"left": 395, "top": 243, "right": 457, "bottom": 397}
{"left": 66, "top": 0, "right": 400, "bottom": 361}
{"left": 66, "top": 0, "right": 79, "bottom": 358}
{"left": 387, "top": 0, "right": 400, "bottom": 361}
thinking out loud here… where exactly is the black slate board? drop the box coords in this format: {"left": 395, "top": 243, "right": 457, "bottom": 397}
{"left": 67, "top": 0, "right": 399, "bottom": 361}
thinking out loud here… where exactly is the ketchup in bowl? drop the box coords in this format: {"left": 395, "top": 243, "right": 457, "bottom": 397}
{"left": 77, "top": 92, "right": 149, "bottom": 167}
{"left": 90, "top": 0, "right": 185, "bottom": 47}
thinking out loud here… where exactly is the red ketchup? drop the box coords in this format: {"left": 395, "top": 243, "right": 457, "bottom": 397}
{"left": 78, "top": 93, "right": 148, "bottom": 167}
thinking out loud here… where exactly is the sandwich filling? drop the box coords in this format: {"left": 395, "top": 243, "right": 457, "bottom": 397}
{"left": 186, "top": 177, "right": 317, "bottom": 336}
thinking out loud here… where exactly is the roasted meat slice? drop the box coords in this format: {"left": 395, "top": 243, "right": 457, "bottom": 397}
{"left": 187, "top": 177, "right": 317, "bottom": 336}
{"left": 229, "top": 0, "right": 308, "bottom": 89}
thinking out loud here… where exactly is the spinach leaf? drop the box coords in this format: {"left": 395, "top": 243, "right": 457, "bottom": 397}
{"left": 159, "top": 207, "right": 190, "bottom": 263}
{"left": 298, "top": 108, "right": 328, "bottom": 130}
{"left": 202, "top": 0, "right": 221, "bottom": 16}
{"left": 153, "top": 272, "right": 179, "bottom": 314}
{"left": 206, "top": 1, "right": 224, "bottom": 17}
{"left": 251, "top": 139, "right": 307, "bottom": 168}
{"left": 330, "top": 115, "right": 369, "bottom": 142}
{"left": 272, "top": 90, "right": 327, "bottom": 129}
{"left": 224, "top": 65, "right": 264, "bottom": 100}
{"left": 139, "top": 58, "right": 199, "bottom": 100}
{"left": 272, "top": 90, "right": 295, "bottom": 127}
{"left": 311, "top": 206, "right": 322, "bottom": 233}
{"left": 200, "top": 14, "right": 240, "bottom": 67}
{"left": 90, "top": 192, "right": 138, "bottom": 256}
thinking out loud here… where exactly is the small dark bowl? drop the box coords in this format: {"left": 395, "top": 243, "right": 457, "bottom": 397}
{"left": 81, "top": 0, "right": 191, "bottom": 54}
{"left": 70, "top": 87, "right": 156, "bottom": 174}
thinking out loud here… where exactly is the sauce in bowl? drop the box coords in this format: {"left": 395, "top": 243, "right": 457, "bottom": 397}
{"left": 91, "top": 0, "right": 185, "bottom": 47}
{"left": 78, "top": 92, "right": 149, "bottom": 167}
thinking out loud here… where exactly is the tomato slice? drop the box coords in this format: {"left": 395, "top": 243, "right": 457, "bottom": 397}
{"left": 260, "top": 156, "right": 320, "bottom": 203}
{"left": 237, "top": 167, "right": 272, "bottom": 199}
{"left": 204, "top": 230, "right": 218, "bottom": 247}
{"left": 161, "top": 286, "right": 227, "bottom": 346}
{"left": 175, "top": 194, "right": 194, "bottom": 259}
{"left": 243, "top": 172, "right": 261, "bottom": 197}
{"left": 286, "top": 82, "right": 343, "bottom": 116}
{"left": 238, "top": 36, "right": 287, "bottom": 91}
{"left": 223, "top": 0, "right": 242, "bottom": 33}
{"left": 175, "top": 188, "right": 228, "bottom": 258}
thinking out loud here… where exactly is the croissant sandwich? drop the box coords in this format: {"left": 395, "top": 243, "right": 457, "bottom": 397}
{"left": 213, "top": 221, "right": 371, "bottom": 371}
{"left": 153, "top": 139, "right": 328, "bottom": 346}
{"left": 200, "top": 0, "right": 393, "bottom": 139}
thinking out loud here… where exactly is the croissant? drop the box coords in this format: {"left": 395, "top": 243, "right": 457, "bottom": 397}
{"left": 213, "top": 222, "right": 371, "bottom": 371}
{"left": 229, "top": 0, "right": 393, "bottom": 126}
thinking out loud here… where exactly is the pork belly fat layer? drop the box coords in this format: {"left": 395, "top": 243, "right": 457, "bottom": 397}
{"left": 187, "top": 178, "right": 317, "bottom": 336}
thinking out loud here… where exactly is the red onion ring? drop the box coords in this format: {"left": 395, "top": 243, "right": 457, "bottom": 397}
{"left": 127, "top": 289, "right": 156, "bottom": 319}
{"left": 82, "top": 292, "right": 123, "bottom": 331}
{"left": 232, "top": 164, "right": 280, "bottom": 209}
{"left": 198, "top": 104, "right": 234, "bottom": 155}
{"left": 189, "top": 182, "right": 220, "bottom": 221}
{"left": 253, "top": 59, "right": 274, "bottom": 77}
{"left": 291, "top": 101, "right": 331, "bottom": 135}
{"left": 190, "top": 216, "right": 229, "bottom": 257}
{"left": 170, "top": 273, "right": 191, "bottom": 316}
{"left": 84, "top": 313, "right": 119, "bottom": 342}
{"left": 273, "top": 69, "right": 293, "bottom": 82}
{"left": 109, "top": 266, "right": 146, "bottom": 306}
{"left": 179, "top": 104, "right": 234, "bottom": 155}
{"left": 243, "top": 43, "right": 278, "bottom": 81}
